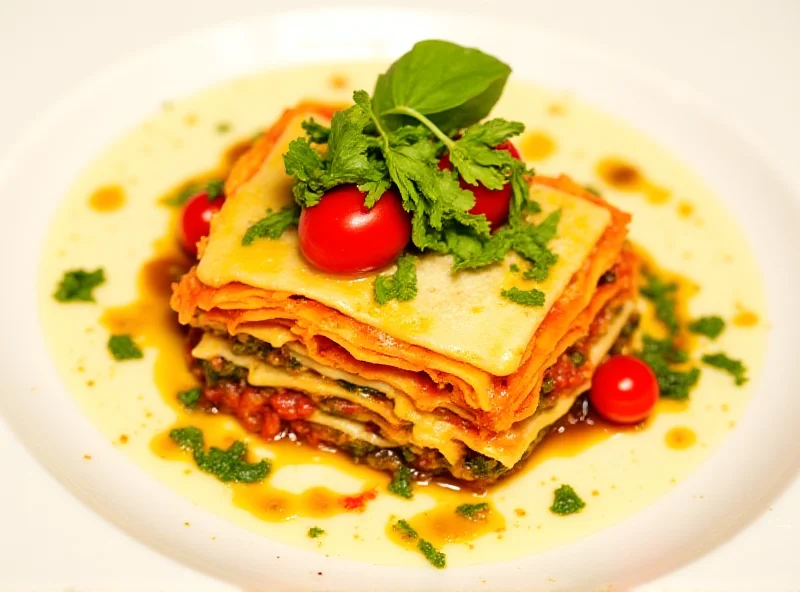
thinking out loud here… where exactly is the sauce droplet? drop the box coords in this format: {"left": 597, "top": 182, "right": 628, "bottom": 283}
{"left": 596, "top": 158, "right": 671, "bottom": 204}
{"left": 520, "top": 131, "right": 556, "bottom": 161}
{"left": 665, "top": 426, "right": 696, "bottom": 450}
{"left": 89, "top": 185, "right": 126, "bottom": 212}
{"left": 386, "top": 501, "right": 505, "bottom": 549}
{"left": 733, "top": 307, "right": 759, "bottom": 327}
{"left": 677, "top": 200, "right": 695, "bottom": 218}
{"left": 329, "top": 74, "right": 349, "bottom": 90}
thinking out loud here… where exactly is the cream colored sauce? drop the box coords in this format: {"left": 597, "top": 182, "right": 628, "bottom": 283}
{"left": 38, "top": 62, "right": 768, "bottom": 568}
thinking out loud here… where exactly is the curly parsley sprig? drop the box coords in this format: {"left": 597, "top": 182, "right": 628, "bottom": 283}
{"left": 246, "top": 40, "right": 560, "bottom": 305}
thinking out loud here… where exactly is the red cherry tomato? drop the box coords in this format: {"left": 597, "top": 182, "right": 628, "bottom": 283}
{"left": 298, "top": 185, "right": 411, "bottom": 274}
{"left": 438, "top": 141, "right": 521, "bottom": 230}
{"left": 180, "top": 191, "right": 225, "bottom": 256}
{"left": 589, "top": 355, "right": 659, "bottom": 424}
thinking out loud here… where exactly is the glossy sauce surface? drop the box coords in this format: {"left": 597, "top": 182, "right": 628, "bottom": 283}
{"left": 38, "top": 62, "right": 768, "bottom": 567}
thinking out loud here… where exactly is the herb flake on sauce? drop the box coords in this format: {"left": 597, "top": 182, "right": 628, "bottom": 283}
{"left": 107, "top": 334, "right": 143, "bottom": 361}
{"left": 54, "top": 268, "right": 105, "bottom": 302}
{"left": 550, "top": 484, "right": 586, "bottom": 516}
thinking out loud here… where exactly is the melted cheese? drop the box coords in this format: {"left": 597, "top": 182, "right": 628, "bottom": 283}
{"left": 196, "top": 113, "right": 611, "bottom": 375}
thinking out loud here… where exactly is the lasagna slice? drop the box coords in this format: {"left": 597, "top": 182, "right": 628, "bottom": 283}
{"left": 171, "top": 103, "right": 638, "bottom": 484}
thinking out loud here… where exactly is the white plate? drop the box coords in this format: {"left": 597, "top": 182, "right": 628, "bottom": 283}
{"left": 1, "top": 6, "right": 799, "bottom": 591}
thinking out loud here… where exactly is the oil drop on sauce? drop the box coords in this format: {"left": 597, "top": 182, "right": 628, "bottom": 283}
{"left": 89, "top": 184, "right": 126, "bottom": 212}
{"left": 733, "top": 305, "right": 759, "bottom": 327}
{"left": 386, "top": 501, "right": 505, "bottom": 550}
{"left": 597, "top": 157, "right": 671, "bottom": 204}
{"left": 665, "top": 426, "right": 696, "bottom": 450}
{"left": 521, "top": 131, "right": 556, "bottom": 161}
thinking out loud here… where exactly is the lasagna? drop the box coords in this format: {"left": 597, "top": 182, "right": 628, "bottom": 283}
{"left": 171, "top": 103, "right": 638, "bottom": 485}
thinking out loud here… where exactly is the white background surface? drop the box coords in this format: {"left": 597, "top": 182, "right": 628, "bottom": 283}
{"left": 1, "top": 1, "right": 798, "bottom": 590}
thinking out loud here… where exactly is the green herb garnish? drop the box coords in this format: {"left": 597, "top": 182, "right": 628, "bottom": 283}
{"left": 570, "top": 350, "right": 586, "bottom": 367}
{"left": 509, "top": 263, "right": 520, "bottom": 273}
{"left": 637, "top": 336, "right": 700, "bottom": 400}
{"left": 501, "top": 286, "right": 545, "bottom": 307}
{"left": 455, "top": 502, "right": 489, "bottom": 521}
{"left": 107, "top": 334, "right": 143, "bottom": 361}
{"left": 702, "top": 352, "right": 748, "bottom": 386}
{"left": 281, "top": 40, "right": 563, "bottom": 305}
{"left": 200, "top": 359, "right": 248, "bottom": 386}
{"left": 393, "top": 519, "right": 418, "bottom": 539}
{"left": 169, "top": 426, "right": 270, "bottom": 483}
{"left": 375, "top": 254, "right": 418, "bottom": 305}
{"left": 550, "top": 485, "right": 585, "bottom": 516}
{"left": 388, "top": 465, "right": 414, "bottom": 499}
{"left": 307, "top": 526, "right": 325, "bottom": 538}
{"left": 417, "top": 539, "right": 447, "bottom": 569}
{"left": 640, "top": 271, "right": 679, "bottom": 335}
{"left": 688, "top": 315, "right": 725, "bottom": 339}
{"left": 206, "top": 179, "right": 225, "bottom": 200}
{"left": 540, "top": 377, "right": 556, "bottom": 394}
{"left": 216, "top": 122, "right": 231, "bottom": 134}
{"left": 464, "top": 454, "right": 505, "bottom": 479}
{"left": 391, "top": 520, "right": 446, "bottom": 569}
{"left": 177, "top": 387, "right": 202, "bottom": 409}
{"left": 54, "top": 268, "right": 105, "bottom": 302}
{"left": 241, "top": 205, "right": 301, "bottom": 245}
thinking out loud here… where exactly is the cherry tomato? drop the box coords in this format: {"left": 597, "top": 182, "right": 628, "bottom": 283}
{"left": 589, "top": 355, "right": 659, "bottom": 424}
{"left": 298, "top": 185, "right": 411, "bottom": 274}
{"left": 438, "top": 141, "right": 521, "bottom": 230}
{"left": 180, "top": 191, "right": 225, "bottom": 255}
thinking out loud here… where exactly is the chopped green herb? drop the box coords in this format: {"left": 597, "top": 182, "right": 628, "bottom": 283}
{"left": 230, "top": 338, "right": 273, "bottom": 357}
{"left": 455, "top": 502, "right": 489, "bottom": 521}
{"left": 509, "top": 263, "right": 520, "bottom": 273}
{"left": 417, "top": 539, "right": 446, "bottom": 569}
{"left": 177, "top": 387, "right": 202, "bottom": 409}
{"left": 688, "top": 315, "right": 725, "bottom": 339}
{"left": 501, "top": 286, "right": 545, "bottom": 307}
{"left": 241, "top": 205, "right": 301, "bottom": 245}
{"left": 702, "top": 352, "right": 748, "bottom": 386}
{"left": 375, "top": 254, "right": 417, "bottom": 305}
{"left": 206, "top": 179, "right": 225, "bottom": 200}
{"left": 169, "top": 426, "right": 270, "bottom": 483}
{"left": 392, "top": 520, "right": 446, "bottom": 567}
{"left": 107, "top": 334, "right": 143, "bottom": 361}
{"left": 358, "top": 385, "right": 384, "bottom": 397}
{"left": 550, "top": 484, "right": 585, "bottom": 515}
{"left": 464, "top": 454, "right": 505, "bottom": 479}
{"left": 54, "top": 268, "right": 105, "bottom": 302}
{"left": 640, "top": 271, "right": 680, "bottom": 335}
{"left": 393, "top": 519, "right": 418, "bottom": 539}
{"left": 307, "top": 526, "right": 325, "bottom": 538}
{"left": 201, "top": 359, "right": 248, "bottom": 386}
{"left": 341, "top": 440, "right": 378, "bottom": 458}
{"left": 570, "top": 350, "right": 586, "bottom": 367}
{"left": 636, "top": 336, "right": 700, "bottom": 400}
{"left": 287, "top": 357, "right": 302, "bottom": 370}
{"left": 540, "top": 377, "right": 556, "bottom": 394}
{"left": 388, "top": 465, "right": 414, "bottom": 499}
{"left": 301, "top": 118, "right": 330, "bottom": 144}
{"left": 216, "top": 121, "right": 231, "bottom": 134}
{"left": 336, "top": 380, "right": 358, "bottom": 392}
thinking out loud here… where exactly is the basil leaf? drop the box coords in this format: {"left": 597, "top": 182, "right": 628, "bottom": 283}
{"left": 373, "top": 40, "right": 511, "bottom": 131}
